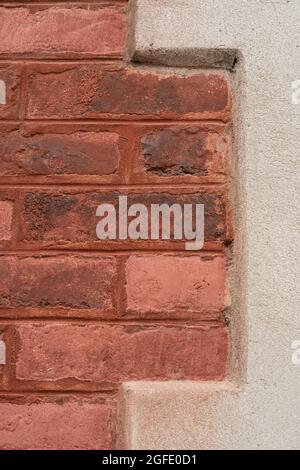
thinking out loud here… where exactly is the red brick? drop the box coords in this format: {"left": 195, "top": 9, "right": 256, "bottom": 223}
{"left": 26, "top": 65, "right": 231, "bottom": 121}
{"left": 125, "top": 254, "right": 229, "bottom": 319}
{"left": 0, "top": 6, "right": 127, "bottom": 58}
{"left": 0, "top": 255, "right": 117, "bottom": 312}
{"left": 2, "top": 0, "right": 121, "bottom": 2}
{"left": 0, "top": 129, "right": 120, "bottom": 179}
{"left": 0, "top": 396, "right": 114, "bottom": 450}
{"left": 0, "top": 64, "right": 21, "bottom": 120}
{"left": 135, "top": 126, "right": 230, "bottom": 182}
{"left": 20, "top": 190, "right": 228, "bottom": 249}
{"left": 15, "top": 323, "right": 228, "bottom": 385}
{"left": 0, "top": 201, "right": 13, "bottom": 241}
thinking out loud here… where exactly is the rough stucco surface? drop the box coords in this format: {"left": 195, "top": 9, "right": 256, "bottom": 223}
{"left": 121, "top": 0, "right": 300, "bottom": 449}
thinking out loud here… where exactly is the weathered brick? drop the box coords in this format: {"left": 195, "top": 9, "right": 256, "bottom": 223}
{"left": 0, "top": 64, "right": 21, "bottom": 120}
{"left": 0, "top": 0, "right": 232, "bottom": 450}
{"left": 0, "top": 396, "right": 114, "bottom": 450}
{"left": 15, "top": 323, "right": 228, "bottom": 385}
{"left": 26, "top": 65, "right": 231, "bottom": 121}
{"left": 20, "top": 190, "right": 228, "bottom": 248}
{"left": 137, "top": 126, "right": 230, "bottom": 181}
{"left": 0, "top": 6, "right": 127, "bottom": 58}
{"left": 125, "top": 254, "right": 229, "bottom": 319}
{"left": 0, "top": 129, "right": 120, "bottom": 179}
{"left": 0, "top": 201, "right": 13, "bottom": 241}
{"left": 0, "top": 255, "right": 117, "bottom": 312}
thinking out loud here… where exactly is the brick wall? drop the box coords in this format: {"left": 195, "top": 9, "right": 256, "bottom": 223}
{"left": 0, "top": 1, "right": 232, "bottom": 449}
